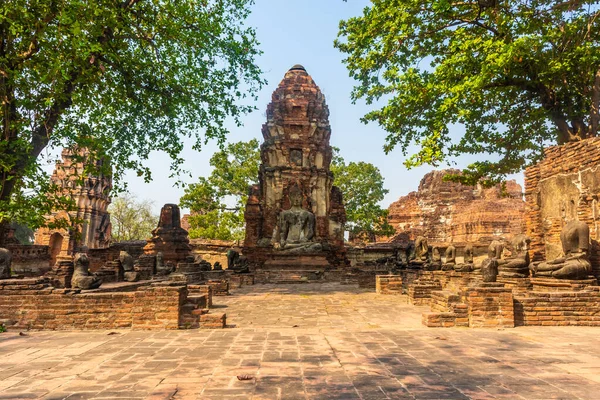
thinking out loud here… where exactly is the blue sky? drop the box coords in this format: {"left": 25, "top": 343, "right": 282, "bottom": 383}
{"left": 119, "top": 0, "right": 524, "bottom": 215}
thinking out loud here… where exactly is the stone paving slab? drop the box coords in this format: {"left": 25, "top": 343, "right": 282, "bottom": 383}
{"left": 1, "top": 283, "right": 600, "bottom": 399}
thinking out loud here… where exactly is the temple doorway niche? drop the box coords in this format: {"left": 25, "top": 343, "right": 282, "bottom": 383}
{"left": 49, "top": 232, "right": 64, "bottom": 266}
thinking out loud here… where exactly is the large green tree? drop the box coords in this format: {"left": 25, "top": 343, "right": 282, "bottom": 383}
{"left": 109, "top": 193, "right": 157, "bottom": 242}
{"left": 0, "top": 0, "right": 264, "bottom": 244}
{"left": 336, "top": 1, "right": 600, "bottom": 185}
{"left": 331, "top": 149, "right": 394, "bottom": 242}
{"left": 179, "top": 139, "right": 260, "bottom": 240}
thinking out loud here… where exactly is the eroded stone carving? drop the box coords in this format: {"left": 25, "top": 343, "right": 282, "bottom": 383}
{"left": 0, "top": 248, "right": 12, "bottom": 279}
{"left": 273, "top": 186, "right": 322, "bottom": 253}
{"left": 454, "top": 244, "right": 474, "bottom": 272}
{"left": 120, "top": 250, "right": 139, "bottom": 282}
{"left": 431, "top": 246, "right": 442, "bottom": 270}
{"left": 409, "top": 236, "right": 430, "bottom": 269}
{"left": 530, "top": 220, "right": 592, "bottom": 279}
{"left": 71, "top": 252, "right": 102, "bottom": 290}
{"left": 498, "top": 234, "right": 531, "bottom": 278}
{"left": 143, "top": 203, "right": 191, "bottom": 265}
{"left": 442, "top": 244, "right": 456, "bottom": 271}
{"left": 481, "top": 258, "right": 498, "bottom": 282}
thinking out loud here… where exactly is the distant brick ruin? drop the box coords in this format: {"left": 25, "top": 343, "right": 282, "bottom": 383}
{"left": 34, "top": 147, "right": 112, "bottom": 265}
{"left": 385, "top": 169, "right": 525, "bottom": 248}
{"left": 243, "top": 65, "right": 347, "bottom": 282}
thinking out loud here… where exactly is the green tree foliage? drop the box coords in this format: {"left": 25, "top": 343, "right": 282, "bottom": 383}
{"left": 10, "top": 221, "right": 34, "bottom": 245}
{"left": 179, "top": 139, "right": 260, "bottom": 240}
{"left": 0, "top": 0, "right": 264, "bottom": 242}
{"left": 336, "top": 1, "right": 600, "bottom": 185}
{"left": 331, "top": 149, "right": 394, "bottom": 242}
{"left": 109, "top": 194, "right": 157, "bottom": 242}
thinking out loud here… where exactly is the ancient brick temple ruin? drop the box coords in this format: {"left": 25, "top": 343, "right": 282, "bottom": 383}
{"left": 243, "top": 65, "right": 347, "bottom": 282}
{"left": 34, "top": 147, "right": 112, "bottom": 265}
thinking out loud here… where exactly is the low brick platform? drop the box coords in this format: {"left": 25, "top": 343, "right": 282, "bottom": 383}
{"left": 530, "top": 277, "right": 598, "bottom": 292}
{"left": 376, "top": 275, "right": 403, "bottom": 294}
{"left": 0, "top": 278, "right": 226, "bottom": 331}
{"left": 464, "top": 284, "right": 515, "bottom": 328}
{"left": 515, "top": 286, "right": 600, "bottom": 326}
{"left": 408, "top": 279, "right": 442, "bottom": 305}
{"left": 422, "top": 290, "right": 469, "bottom": 328}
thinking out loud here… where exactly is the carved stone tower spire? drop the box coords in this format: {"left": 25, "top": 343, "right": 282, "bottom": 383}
{"left": 243, "top": 65, "right": 347, "bottom": 280}
{"left": 34, "top": 147, "right": 112, "bottom": 265}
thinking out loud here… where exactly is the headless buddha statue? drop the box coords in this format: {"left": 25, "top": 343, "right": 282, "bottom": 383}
{"left": 72, "top": 252, "right": 102, "bottom": 290}
{"left": 498, "top": 234, "right": 531, "bottom": 278}
{"left": 530, "top": 220, "right": 592, "bottom": 280}
{"left": 441, "top": 244, "right": 456, "bottom": 271}
{"left": 454, "top": 244, "right": 473, "bottom": 272}
{"left": 409, "top": 236, "right": 430, "bottom": 269}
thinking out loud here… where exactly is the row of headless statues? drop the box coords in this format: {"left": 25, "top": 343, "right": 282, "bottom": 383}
{"left": 408, "top": 220, "right": 592, "bottom": 280}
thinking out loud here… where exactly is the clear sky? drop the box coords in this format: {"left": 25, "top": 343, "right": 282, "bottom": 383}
{"left": 116, "top": 0, "right": 524, "bottom": 215}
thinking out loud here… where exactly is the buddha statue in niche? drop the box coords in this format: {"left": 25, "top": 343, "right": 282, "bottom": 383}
{"left": 273, "top": 185, "right": 322, "bottom": 252}
{"left": 530, "top": 220, "right": 592, "bottom": 280}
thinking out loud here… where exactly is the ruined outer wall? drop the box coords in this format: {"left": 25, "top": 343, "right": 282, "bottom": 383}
{"left": 524, "top": 137, "right": 600, "bottom": 278}
{"left": 87, "top": 241, "right": 146, "bottom": 271}
{"left": 386, "top": 169, "right": 525, "bottom": 247}
{"left": 189, "top": 239, "right": 240, "bottom": 268}
{"left": 5, "top": 245, "right": 51, "bottom": 276}
{"left": 0, "top": 279, "right": 185, "bottom": 330}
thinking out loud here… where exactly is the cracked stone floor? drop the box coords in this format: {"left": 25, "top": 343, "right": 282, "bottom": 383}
{"left": 1, "top": 283, "right": 600, "bottom": 399}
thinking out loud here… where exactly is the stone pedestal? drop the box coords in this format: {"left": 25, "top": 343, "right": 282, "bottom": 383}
{"left": 464, "top": 283, "right": 514, "bottom": 328}
{"left": 530, "top": 277, "right": 597, "bottom": 292}
{"left": 376, "top": 275, "right": 403, "bottom": 295}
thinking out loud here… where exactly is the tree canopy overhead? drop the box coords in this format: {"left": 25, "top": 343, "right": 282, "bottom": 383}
{"left": 179, "top": 139, "right": 260, "bottom": 241}
{"left": 336, "top": 1, "right": 600, "bottom": 184}
{"left": 0, "top": 0, "right": 264, "bottom": 239}
{"left": 331, "top": 149, "right": 394, "bottom": 242}
{"left": 109, "top": 193, "right": 157, "bottom": 242}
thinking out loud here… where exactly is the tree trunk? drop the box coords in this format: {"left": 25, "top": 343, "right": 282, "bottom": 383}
{"left": 591, "top": 67, "right": 600, "bottom": 137}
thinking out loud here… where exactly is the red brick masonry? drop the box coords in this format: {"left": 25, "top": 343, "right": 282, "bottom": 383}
{"left": 0, "top": 279, "right": 225, "bottom": 330}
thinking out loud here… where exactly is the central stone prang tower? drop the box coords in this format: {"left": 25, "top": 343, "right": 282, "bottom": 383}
{"left": 243, "top": 65, "right": 348, "bottom": 279}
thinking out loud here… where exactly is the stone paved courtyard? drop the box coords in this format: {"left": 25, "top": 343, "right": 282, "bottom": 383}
{"left": 1, "top": 283, "right": 600, "bottom": 399}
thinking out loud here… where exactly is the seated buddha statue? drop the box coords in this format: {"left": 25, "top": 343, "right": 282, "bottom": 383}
{"left": 497, "top": 234, "right": 531, "bottom": 278}
{"left": 530, "top": 220, "right": 592, "bottom": 280}
{"left": 273, "top": 186, "right": 322, "bottom": 253}
{"left": 454, "top": 244, "right": 474, "bottom": 272}
{"left": 441, "top": 244, "right": 456, "bottom": 271}
{"left": 72, "top": 252, "right": 102, "bottom": 290}
{"left": 408, "top": 236, "right": 430, "bottom": 269}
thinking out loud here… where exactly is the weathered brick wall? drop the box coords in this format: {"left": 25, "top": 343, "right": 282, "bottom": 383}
{"left": 514, "top": 287, "right": 600, "bottom": 326}
{"left": 0, "top": 279, "right": 186, "bottom": 330}
{"left": 376, "top": 275, "right": 403, "bottom": 294}
{"left": 6, "top": 245, "right": 51, "bottom": 276}
{"left": 525, "top": 137, "right": 600, "bottom": 278}
{"left": 385, "top": 169, "right": 525, "bottom": 246}
{"left": 464, "top": 286, "right": 514, "bottom": 328}
{"left": 408, "top": 280, "right": 442, "bottom": 305}
{"left": 189, "top": 239, "right": 241, "bottom": 268}
{"left": 88, "top": 241, "right": 146, "bottom": 271}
